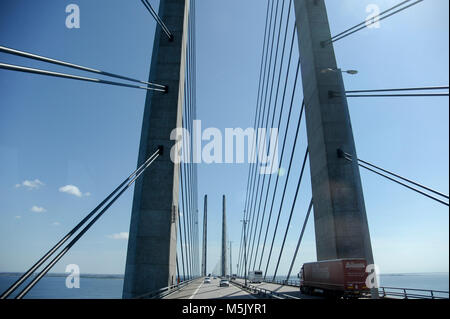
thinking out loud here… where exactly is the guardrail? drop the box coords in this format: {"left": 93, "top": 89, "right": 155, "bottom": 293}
{"left": 377, "top": 287, "right": 449, "bottom": 300}
{"left": 272, "top": 279, "right": 300, "bottom": 287}
{"left": 259, "top": 279, "right": 449, "bottom": 300}
{"left": 135, "top": 277, "right": 199, "bottom": 299}
{"left": 231, "top": 280, "right": 285, "bottom": 299}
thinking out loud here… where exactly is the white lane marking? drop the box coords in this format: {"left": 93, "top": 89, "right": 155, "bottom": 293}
{"left": 189, "top": 282, "right": 203, "bottom": 300}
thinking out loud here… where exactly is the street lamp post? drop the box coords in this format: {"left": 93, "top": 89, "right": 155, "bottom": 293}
{"left": 229, "top": 241, "right": 233, "bottom": 278}
{"left": 241, "top": 219, "right": 248, "bottom": 286}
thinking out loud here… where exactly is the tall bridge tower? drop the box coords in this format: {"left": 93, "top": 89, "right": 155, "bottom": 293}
{"left": 123, "top": 0, "right": 190, "bottom": 298}
{"left": 293, "top": 0, "right": 375, "bottom": 265}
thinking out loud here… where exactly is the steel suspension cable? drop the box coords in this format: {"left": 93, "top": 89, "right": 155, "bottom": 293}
{"left": 184, "top": 2, "right": 195, "bottom": 275}
{"left": 1, "top": 147, "right": 161, "bottom": 299}
{"left": 0, "top": 45, "right": 166, "bottom": 89}
{"left": 342, "top": 151, "right": 449, "bottom": 200}
{"left": 257, "top": 58, "right": 301, "bottom": 271}
{"left": 237, "top": 222, "right": 245, "bottom": 276}
{"left": 272, "top": 149, "right": 309, "bottom": 281}
{"left": 322, "top": 0, "right": 424, "bottom": 45}
{"left": 245, "top": 0, "right": 278, "bottom": 268}
{"left": 140, "top": 0, "right": 174, "bottom": 41}
{"left": 341, "top": 154, "right": 449, "bottom": 207}
{"left": 14, "top": 148, "right": 162, "bottom": 299}
{"left": 251, "top": 0, "right": 294, "bottom": 271}
{"left": 178, "top": 207, "right": 187, "bottom": 281}
{"left": 186, "top": 3, "right": 194, "bottom": 277}
{"left": 192, "top": 0, "right": 199, "bottom": 275}
{"left": 0, "top": 63, "right": 166, "bottom": 92}
{"left": 285, "top": 199, "right": 313, "bottom": 281}
{"left": 263, "top": 98, "right": 305, "bottom": 279}
{"left": 192, "top": 0, "right": 198, "bottom": 276}
{"left": 184, "top": 87, "right": 194, "bottom": 279}
{"left": 323, "top": 0, "right": 412, "bottom": 44}
{"left": 238, "top": 0, "right": 273, "bottom": 276}
{"left": 247, "top": 0, "right": 284, "bottom": 272}
{"left": 345, "top": 86, "right": 449, "bottom": 94}
{"left": 176, "top": 255, "right": 180, "bottom": 283}
{"left": 248, "top": 0, "right": 292, "bottom": 271}
{"left": 181, "top": 167, "right": 191, "bottom": 279}
{"left": 346, "top": 93, "right": 449, "bottom": 98}
{"left": 358, "top": 162, "right": 449, "bottom": 207}
{"left": 190, "top": 4, "right": 198, "bottom": 276}
{"left": 181, "top": 85, "right": 192, "bottom": 279}
{"left": 186, "top": 2, "right": 199, "bottom": 275}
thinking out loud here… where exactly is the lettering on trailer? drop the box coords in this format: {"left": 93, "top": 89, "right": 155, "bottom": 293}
{"left": 345, "top": 262, "right": 366, "bottom": 269}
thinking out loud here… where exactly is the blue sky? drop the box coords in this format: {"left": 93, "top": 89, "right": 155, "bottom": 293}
{"left": 0, "top": 0, "right": 448, "bottom": 278}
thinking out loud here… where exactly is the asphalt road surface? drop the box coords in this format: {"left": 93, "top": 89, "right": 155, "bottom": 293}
{"left": 164, "top": 278, "right": 256, "bottom": 299}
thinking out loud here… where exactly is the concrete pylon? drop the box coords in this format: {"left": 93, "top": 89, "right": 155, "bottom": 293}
{"left": 229, "top": 241, "right": 232, "bottom": 276}
{"left": 122, "top": 0, "right": 190, "bottom": 298}
{"left": 293, "top": 0, "right": 375, "bottom": 266}
{"left": 201, "top": 195, "right": 207, "bottom": 276}
{"left": 221, "top": 195, "right": 227, "bottom": 277}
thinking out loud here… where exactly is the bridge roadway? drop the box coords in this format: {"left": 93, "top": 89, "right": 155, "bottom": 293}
{"left": 164, "top": 277, "right": 256, "bottom": 299}
{"left": 163, "top": 277, "right": 322, "bottom": 299}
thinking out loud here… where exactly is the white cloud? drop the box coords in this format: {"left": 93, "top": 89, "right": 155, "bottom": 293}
{"left": 15, "top": 179, "right": 45, "bottom": 190}
{"left": 107, "top": 232, "right": 129, "bottom": 240}
{"left": 84, "top": 192, "right": 91, "bottom": 197}
{"left": 59, "top": 185, "right": 86, "bottom": 197}
{"left": 15, "top": 216, "right": 21, "bottom": 219}
{"left": 31, "top": 206, "right": 46, "bottom": 213}
{"left": 52, "top": 222, "right": 61, "bottom": 226}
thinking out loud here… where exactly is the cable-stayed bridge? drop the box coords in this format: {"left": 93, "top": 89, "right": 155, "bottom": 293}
{"left": 0, "top": 0, "right": 448, "bottom": 300}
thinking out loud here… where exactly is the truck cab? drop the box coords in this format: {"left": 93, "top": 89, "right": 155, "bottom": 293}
{"left": 298, "top": 267, "right": 304, "bottom": 286}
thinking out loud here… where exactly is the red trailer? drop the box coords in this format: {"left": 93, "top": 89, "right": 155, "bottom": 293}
{"left": 299, "top": 259, "right": 369, "bottom": 298}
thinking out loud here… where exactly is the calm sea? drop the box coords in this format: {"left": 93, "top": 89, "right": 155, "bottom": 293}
{"left": 0, "top": 272, "right": 448, "bottom": 299}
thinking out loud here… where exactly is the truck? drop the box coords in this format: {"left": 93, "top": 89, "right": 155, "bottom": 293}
{"left": 248, "top": 270, "right": 263, "bottom": 283}
{"left": 298, "top": 259, "right": 369, "bottom": 298}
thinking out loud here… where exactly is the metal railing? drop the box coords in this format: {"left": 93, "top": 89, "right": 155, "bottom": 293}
{"left": 231, "top": 280, "right": 285, "bottom": 299}
{"left": 261, "top": 279, "right": 449, "bottom": 300}
{"left": 135, "top": 277, "right": 199, "bottom": 299}
{"left": 377, "top": 287, "right": 449, "bottom": 299}
{"left": 272, "top": 279, "right": 300, "bottom": 287}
